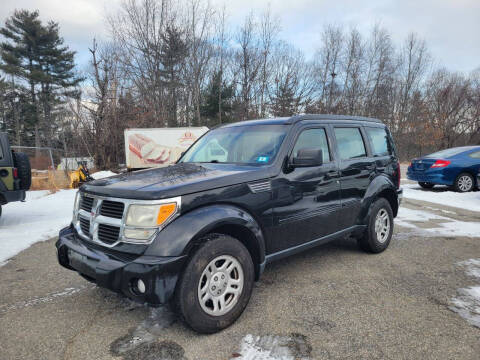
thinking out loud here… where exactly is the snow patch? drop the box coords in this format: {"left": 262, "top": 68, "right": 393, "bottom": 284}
{"left": 233, "top": 334, "right": 311, "bottom": 360}
{"left": 396, "top": 207, "right": 480, "bottom": 237}
{"left": 0, "top": 189, "right": 77, "bottom": 264}
{"left": 91, "top": 170, "right": 117, "bottom": 179}
{"left": 402, "top": 184, "right": 480, "bottom": 212}
{"left": 450, "top": 259, "right": 480, "bottom": 328}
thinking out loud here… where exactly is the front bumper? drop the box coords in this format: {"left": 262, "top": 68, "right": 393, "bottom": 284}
{"left": 56, "top": 226, "right": 186, "bottom": 305}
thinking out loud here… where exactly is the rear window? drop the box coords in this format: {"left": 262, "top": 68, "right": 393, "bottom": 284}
{"left": 426, "top": 147, "right": 475, "bottom": 158}
{"left": 469, "top": 151, "right": 480, "bottom": 159}
{"left": 334, "top": 128, "right": 367, "bottom": 160}
{"left": 365, "top": 127, "right": 391, "bottom": 156}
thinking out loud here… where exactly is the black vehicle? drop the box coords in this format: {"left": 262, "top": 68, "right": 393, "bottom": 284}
{"left": 0, "top": 132, "right": 31, "bottom": 217}
{"left": 56, "top": 115, "right": 402, "bottom": 333}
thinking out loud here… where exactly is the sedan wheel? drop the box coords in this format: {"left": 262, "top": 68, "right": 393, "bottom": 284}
{"left": 455, "top": 173, "right": 474, "bottom": 192}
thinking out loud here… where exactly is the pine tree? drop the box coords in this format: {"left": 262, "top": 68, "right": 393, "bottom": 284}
{"left": 159, "top": 25, "right": 188, "bottom": 127}
{"left": 200, "top": 71, "right": 234, "bottom": 125}
{"left": 0, "top": 10, "right": 43, "bottom": 145}
{"left": 0, "top": 9, "right": 82, "bottom": 147}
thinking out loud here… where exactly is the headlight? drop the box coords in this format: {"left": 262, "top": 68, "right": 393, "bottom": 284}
{"left": 123, "top": 200, "right": 179, "bottom": 242}
{"left": 126, "top": 203, "right": 177, "bottom": 227}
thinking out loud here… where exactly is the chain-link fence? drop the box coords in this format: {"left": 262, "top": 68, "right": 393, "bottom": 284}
{"left": 11, "top": 146, "right": 94, "bottom": 190}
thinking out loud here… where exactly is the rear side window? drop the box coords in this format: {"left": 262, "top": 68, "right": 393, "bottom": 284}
{"left": 334, "top": 128, "right": 367, "bottom": 160}
{"left": 292, "top": 128, "right": 331, "bottom": 163}
{"left": 469, "top": 151, "right": 480, "bottom": 159}
{"left": 365, "top": 127, "right": 391, "bottom": 156}
{"left": 0, "top": 142, "right": 3, "bottom": 160}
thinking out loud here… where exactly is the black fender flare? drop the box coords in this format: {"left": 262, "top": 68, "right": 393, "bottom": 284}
{"left": 144, "top": 204, "right": 266, "bottom": 276}
{"left": 358, "top": 175, "right": 399, "bottom": 225}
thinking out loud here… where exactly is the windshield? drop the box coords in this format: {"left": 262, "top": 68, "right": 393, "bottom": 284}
{"left": 425, "top": 146, "right": 477, "bottom": 158}
{"left": 180, "top": 125, "right": 288, "bottom": 165}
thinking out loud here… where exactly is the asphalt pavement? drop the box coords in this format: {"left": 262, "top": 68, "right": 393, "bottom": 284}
{"left": 1, "top": 197, "right": 479, "bottom": 360}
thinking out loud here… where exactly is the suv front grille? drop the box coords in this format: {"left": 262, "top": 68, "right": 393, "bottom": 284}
{"left": 98, "top": 224, "right": 120, "bottom": 244}
{"left": 79, "top": 217, "right": 90, "bottom": 236}
{"left": 80, "top": 195, "right": 94, "bottom": 212}
{"left": 100, "top": 200, "right": 124, "bottom": 219}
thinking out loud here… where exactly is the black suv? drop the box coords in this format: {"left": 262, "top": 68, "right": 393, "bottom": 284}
{"left": 56, "top": 115, "right": 402, "bottom": 333}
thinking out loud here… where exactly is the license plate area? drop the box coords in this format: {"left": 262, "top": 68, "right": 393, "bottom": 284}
{"left": 68, "top": 249, "right": 98, "bottom": 279}
{"left": 414, "top": 162, "right": 425, "bottom": 171}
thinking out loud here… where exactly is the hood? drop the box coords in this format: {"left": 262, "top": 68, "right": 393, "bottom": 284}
{"left": 81, "top": 162, "right": 271, "bottom": 200}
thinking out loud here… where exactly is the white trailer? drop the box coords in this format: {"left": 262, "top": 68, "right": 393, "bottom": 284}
{"left": 124, "top": 127, "right": 208, "bottom": 169}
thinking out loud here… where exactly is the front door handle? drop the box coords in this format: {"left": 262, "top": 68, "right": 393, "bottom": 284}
{"left": 327, "top": 170, "right": 340, "bottom": 177}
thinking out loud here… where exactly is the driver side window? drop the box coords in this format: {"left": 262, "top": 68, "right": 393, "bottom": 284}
{"left": 292, "top": 128, "right": 331, "bottom": 163}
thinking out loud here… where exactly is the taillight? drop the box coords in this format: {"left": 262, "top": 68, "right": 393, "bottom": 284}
{"left": 431, "top": 159, "right": 451, "bottom": 168}
{"left": 13, "top": 168, "right": 18, "bottom": 178}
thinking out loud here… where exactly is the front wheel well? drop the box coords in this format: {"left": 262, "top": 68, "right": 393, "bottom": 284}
{"left": 191, "top": 224, "right": 263, "bottom": 281}
{"left": 377, "top": 188, "right": 398, "bottom": 217}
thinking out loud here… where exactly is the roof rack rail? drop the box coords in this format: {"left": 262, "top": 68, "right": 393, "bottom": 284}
{"left": 286, "top": 114, "right": 383, "bottom": 124}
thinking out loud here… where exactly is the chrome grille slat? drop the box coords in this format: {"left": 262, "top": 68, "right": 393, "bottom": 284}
{"left": 80, "top": 196, "right": 94, "bottom": 212}
{"left": 73, "top": 193, "right": 181, "bottom": 248}
{"left": 100, "top": 200, "right": 124, "bottom": 219}
{"left": 79, "top": 217, "right": 90, "bottom": 236}
{"left": 98, "top": 224, "right": 120, "bottom": 244}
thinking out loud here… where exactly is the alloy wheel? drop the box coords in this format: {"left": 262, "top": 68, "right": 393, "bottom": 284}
{"left": 458, "top": 175, "right": 473, "bottom": 192}
{"left": 374, "top": 208, "right": 390, "bottom": 243}
{"left": 197, "top": 255, "right": 244, "bottom": 316}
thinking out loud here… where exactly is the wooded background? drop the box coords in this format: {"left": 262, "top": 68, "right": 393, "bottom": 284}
{"left": 1, "top": 0, "right": 479, "bottom": 169}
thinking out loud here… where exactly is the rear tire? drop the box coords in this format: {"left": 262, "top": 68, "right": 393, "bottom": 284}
{"left": 454, "top": 173, "right": 474, "bottom": 193}
{"left": 12, "top": 152, "right": 31, "bottom": 190}
{"left": 174, "top": 234, "right": 254, "bottom": 333}
{"left": 358, "top": 198, "right": 394, "bottom": 253}
{"left": 418, "top": 182, "right": 434, "bottom": 189}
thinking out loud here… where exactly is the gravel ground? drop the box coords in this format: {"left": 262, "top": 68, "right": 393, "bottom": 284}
{"left": 1, "top": 197, "right": 479, "bottom": 360}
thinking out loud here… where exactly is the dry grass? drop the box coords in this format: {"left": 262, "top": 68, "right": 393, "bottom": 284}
{"left": 31, "top": 170, "right": 71, "bottom": 191}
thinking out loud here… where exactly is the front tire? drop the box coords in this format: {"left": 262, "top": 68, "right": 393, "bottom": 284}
{"left": 418, "top": 182, "right": 434, "bottom": 189}
{"left": 174, "top": 234, "right": 254, "bottom": 333}
{"left": 358, "top": 198, "right": 394, "bottom": 253}
{"left": 454, "top": 173, "right": 474, "bottom": 192}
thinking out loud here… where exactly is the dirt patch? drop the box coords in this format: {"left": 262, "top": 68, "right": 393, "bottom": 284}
{"left": 110, "top": 306, "right": 177, "bottom": 356}
{"left": 121, "top": 341, "right": 187, "bottom": 360}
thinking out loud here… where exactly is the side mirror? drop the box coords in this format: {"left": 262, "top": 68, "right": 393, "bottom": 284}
{"left": 291, "top": 148, "right": 323, "bottom": 167}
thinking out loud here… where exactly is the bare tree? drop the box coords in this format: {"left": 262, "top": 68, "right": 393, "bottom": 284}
{"left": 258, "top": 6, "right": 280, "bottom": 117}
{"left": 234, "top": 13, "right": 261, "bottom": 120}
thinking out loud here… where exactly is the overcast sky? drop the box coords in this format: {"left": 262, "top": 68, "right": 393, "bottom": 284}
{"left": 1, "top": 0, "right": 479, "bottom": 74}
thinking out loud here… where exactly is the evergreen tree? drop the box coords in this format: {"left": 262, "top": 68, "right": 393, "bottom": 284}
{"left": 200, "top": 71, "right": 234, "bottom": 125}
{"left": 159, "top": 25, "right": 188, "bottom": 127}
{"left": 0, "top": 9, "right": 82, "bottom": 147}
{"left": 0, "top": 10, "right": 43, "bottom": 144}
